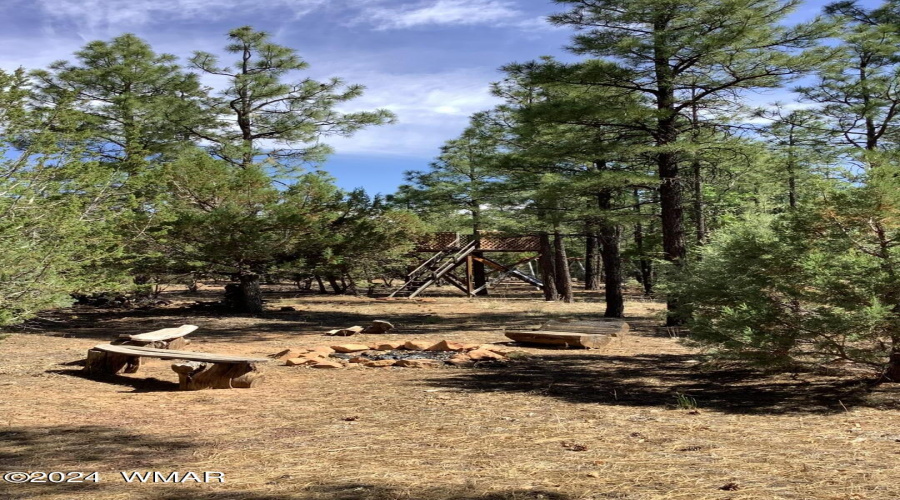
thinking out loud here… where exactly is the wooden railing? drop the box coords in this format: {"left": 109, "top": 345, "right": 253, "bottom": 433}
{"left": 415, "top": 232, "right": 540, "bottom": 252}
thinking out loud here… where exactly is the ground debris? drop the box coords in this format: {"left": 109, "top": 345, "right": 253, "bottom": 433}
{"left": 560, "top": 441, "right": 588, "bottom": 451}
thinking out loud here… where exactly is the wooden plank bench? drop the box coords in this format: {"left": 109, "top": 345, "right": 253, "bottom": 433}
{"left": 112, "top": 324, "right": 197, "bottom": 349}
{"left": 85, "top": 344, "right": 269, "bottom": 390}
{"left": 505, "top": 319, "right": 629, "bottom": 349}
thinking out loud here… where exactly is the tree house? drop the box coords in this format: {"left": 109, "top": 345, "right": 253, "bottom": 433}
{"left": 389, "top": 232, "right": 545, "bottom": 298}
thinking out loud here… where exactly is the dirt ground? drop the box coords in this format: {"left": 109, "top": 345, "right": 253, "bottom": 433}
{"left": 1, "top": 284, "right": 899, "bottom": 500}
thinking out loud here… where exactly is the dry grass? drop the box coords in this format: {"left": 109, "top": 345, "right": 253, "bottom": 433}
{"left": 1, "top": 284, "right": 899, "bottom": 500}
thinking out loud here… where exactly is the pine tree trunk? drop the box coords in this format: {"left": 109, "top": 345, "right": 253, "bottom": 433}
{"left": 634, "top": 189, "right": 654, "bottom": 296}
{"left": 655, "top": 35, "right": 687, "bottom": 326}
{"left": 787, "top": 125, "right": 797, "bottom": 209}
{"left": 597, "top": 191, "right": 624, "bottom": 318}
{"left": 883, "top": 352, "right": 900, "bottom": 383}
{"left": 692, "top": 158, "right": 706, "bottom": 246}
{"left": 472, "top": 216, "right": 488, "bottom": 296}
{"left": 538, "top": 233, "right": 558, "bottom": 301}
{"left": 314, "top": 275, "right": 328, "bottom": 294}
{"left": 472, "top": 251, "right": 488, "bottom": 296}
{"left": 327, "top": 276, "right": 345, "bottom": 294}
{"left": 554, "top": 231, "right": 573, "bottom": 303}
{"left": 238, "top": 273, "right": 263, "bottom": 314}
{"left": 690, "top": 99, "right": 706, "bottom": 247}
{"left": 585, "top": 232, "right": 602, "bottom": 290}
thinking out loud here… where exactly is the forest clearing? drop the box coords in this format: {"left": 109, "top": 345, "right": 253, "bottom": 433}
{"left": 5, "top": 0, "right": 900, "bottom": 498}
{"left": 2, "top": 285, "right": 900, "bottom": 500}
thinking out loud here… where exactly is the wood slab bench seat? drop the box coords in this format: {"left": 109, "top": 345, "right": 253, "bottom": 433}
{"left": 111, "top": 324, "right": 197, "bottom": 350}
{"left": 85, "top": 344, "right": 269, "bottom": 390}
{"left": 505, "top": 319, "right": 629, "bottom": 349}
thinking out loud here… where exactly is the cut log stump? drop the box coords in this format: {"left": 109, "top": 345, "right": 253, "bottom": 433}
{"left": 171, "top": 361, "right": 264, "bottom": 390}
{"left": 85, "top": 348, "right": 140, "bottom": 375}
{"left": 504, "top": 331, "right": 612, "bottom": 349}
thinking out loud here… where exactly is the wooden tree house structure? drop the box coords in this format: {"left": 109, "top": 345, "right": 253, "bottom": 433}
{"left": 389, "top": 232, "right": 545, "bottom": 298}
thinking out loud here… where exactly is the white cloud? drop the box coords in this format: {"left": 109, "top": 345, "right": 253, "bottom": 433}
{"left": 324, "top": 69, "right": 503, "bottom": 156}
{"left": 33, "top": 0, "right": 327, "bottom": 35}
{"left": 360, "top": 0, "right": 521, "bottom": 30}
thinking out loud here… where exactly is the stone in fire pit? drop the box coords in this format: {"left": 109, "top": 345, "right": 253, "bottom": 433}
{"left": 276, "top": 340, "right": 517, "bottom": 369}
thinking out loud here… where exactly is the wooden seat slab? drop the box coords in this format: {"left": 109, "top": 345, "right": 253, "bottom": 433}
{"left": 90, "top": 344, "right": 269, "bottom": 363}
{"left": 505, "top": 319, "right": 629, "bottom": 349}
{"left": 113, "top": 324, "right": 198, "bottom": 350}
{"left": 85, "top": 344, "right": 269, "bottom": 390}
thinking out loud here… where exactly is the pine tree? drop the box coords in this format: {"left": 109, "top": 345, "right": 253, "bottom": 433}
{"left": 31, "top": 34, "right": 207, "bottom": 173}
{"left": 184, "top": 26, "right": 395, "bottom": 310}
{"left": 0, "top": 68, "right": 127, "bottom": 325}
{"left": 190, "top": 26, "right": 395, "bottom": 169}
{"left": 798, "top": 1, "right": 900, "bottom": 152}
{"left": 550, "top": 0, "right": 829, "bottom": 323}
{"left": 493, "top": 63, "right": 655, "bottom": 314}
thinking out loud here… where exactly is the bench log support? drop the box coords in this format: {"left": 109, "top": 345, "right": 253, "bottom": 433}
{"left": 85, "top": 349, "right": 141, "bottom": 375}
{"left": 171, "top": 361, "right": 264, "bottom": 390}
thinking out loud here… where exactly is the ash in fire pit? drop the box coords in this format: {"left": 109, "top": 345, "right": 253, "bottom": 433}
{"left": 331, "top": 350, "right": 457, "bottom": 362}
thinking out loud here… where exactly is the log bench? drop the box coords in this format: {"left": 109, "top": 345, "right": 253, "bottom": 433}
{"left": 85, "top": 344, "right": 269, "bottom": 390}
{"left": 505, "top": 319, "right": 629, "bottom": 349}
{"left": 108, "top": 325, "right": 198, "bottom": 373}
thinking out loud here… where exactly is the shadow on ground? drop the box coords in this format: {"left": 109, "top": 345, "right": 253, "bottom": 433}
{"left": 426, "top": 352, "right": 887, "bottom": 416}
{"left": 19, "top": 303, "right": 644, "bottom": 341}
{"left": 151, "top": 485, "right": 573, "bottom": 500}
{"left": 0, "top": 425, "right": 196, "bottom": 499}
{"left": 49, "top": 368, "right": 180, "bottom": 393}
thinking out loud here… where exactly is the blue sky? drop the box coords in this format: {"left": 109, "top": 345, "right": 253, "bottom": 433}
{"left": 0, "top": 0, "right": 875, "bottom": 195}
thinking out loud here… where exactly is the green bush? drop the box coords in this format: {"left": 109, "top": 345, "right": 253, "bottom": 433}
{"left": 674, "top": 209, "right": 897, "bottom": 370}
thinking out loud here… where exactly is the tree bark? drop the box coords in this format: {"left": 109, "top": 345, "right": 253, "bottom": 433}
{"left": 692, "top": 158, "right": 706, "bottom": 246}
{"left": 787, "top": 122, "right": 797, "bottom": 209}
{"left": 654, "top": 23, "right": 687, "bottom": 326}
{"left": 882, "top": 351, "right": 900, "bottom": 383}
{"left": 690, "top": 99, "right": 706, "bottom": 247}
{"left": 538, "top": 233, "right": 559, "bottom": 301}
{"left": 554, "top": 231, "right": 573, "bottom": 303}
{"left": 238, "top": 273, "right": 263, "bottom": 313}
{"left": 585, "top": 232, "right": 602, "bottom": 290}
{"left": 472, "top": 211, "right": 488, "bottom": 296}
{"left": 314, "top": 275, "right": 328, "bottom": 294}
{"left": 597, "top": 195, "right": 624, "bottom": 318}
{"left": 634, "top": 189, "right": 653, "bottom": 295}
{"left": 327, "top": 276, "right": 345, "bottom": 294}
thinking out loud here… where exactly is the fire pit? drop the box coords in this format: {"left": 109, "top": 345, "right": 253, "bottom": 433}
{"left": 272, "top": 340, "right": 516, "bottom": 369}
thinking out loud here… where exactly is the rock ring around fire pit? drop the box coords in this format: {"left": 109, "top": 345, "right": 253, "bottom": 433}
{"left": 270, "top": 340, "right": 521, "bottom": 369}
